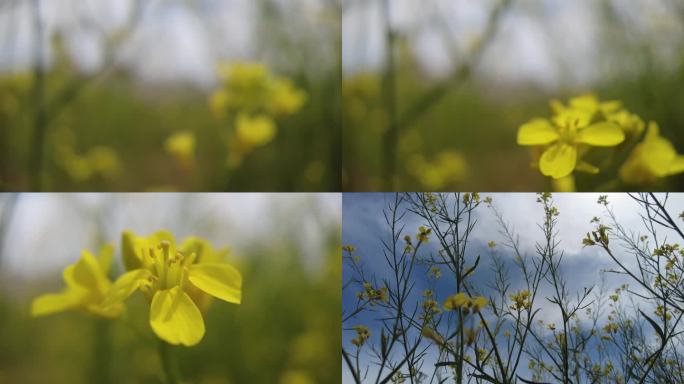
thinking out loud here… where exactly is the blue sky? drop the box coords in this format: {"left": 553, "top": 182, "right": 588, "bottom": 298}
{"left": 342, "top": 193, "right": 684, "bottom": 382}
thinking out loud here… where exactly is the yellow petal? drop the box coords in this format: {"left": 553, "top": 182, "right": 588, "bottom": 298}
{"left": 103, "top": 269, "right": 152, "bottom": 308}
{"left": 539, "top": 144, "right": 577, "bottom": 179}
{"left": 179, "top": 237, "right": 209, "bottom": 260}
{"left": 31, "top": 290, "right": 83, "bottom": 317}
{"left": 150, "top": 287, "right": 205, "bottom": 346}
{"left": 122, "top": 230, "right": 144, "bottom": 270}
{"left": 188, "top": 263, "right": 242, "bottom": 304}
{"left": 575, "top": 122, "right": 625, "bottom": 146}
{"left": 71, "top": 250, "right": 110, "bottom": 294}
{"left": 517, "top": 119, "right": 559, "bottom": 145}
{"left": 97, "top": 244, "right": 114, "bottom": 276}
{"left": 667, "top": 156, "right": 684, "bottom": 176}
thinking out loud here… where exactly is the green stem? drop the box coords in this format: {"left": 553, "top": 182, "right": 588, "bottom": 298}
{"left": 29, "top": 0, "right": 48, "bottom": 191}
{"left": 158, "top": 340, "right": 181, "bottom": 384}
{"left": 92, "top": 319, "right": 112, "bottom": 384}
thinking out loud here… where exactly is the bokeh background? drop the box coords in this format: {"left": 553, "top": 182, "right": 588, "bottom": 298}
{"left": 342, "top": 0, "right": 684, "bottom": 191}
{"left": 0, "top": 0, "right": 340, "bottom": 191}
{"left": 0, "top": 193, "right": 341, "bottom": 383}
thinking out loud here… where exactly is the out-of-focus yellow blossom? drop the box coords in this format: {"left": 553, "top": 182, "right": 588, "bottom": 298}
{"left": 89, "top": 146, "right": 121, "bottom": 177}
{"left": 164, "top": 131, "right": 196, "bottom": 168}
{"left": 53, "top": 127, "right": 121, "bottom": 182}
{"left": 32, "top": 245, "right": 124, "bottom": 318}
{"left": 279, "top": 370, "right": 315, "bottom": 384}
{"left": 518, "top": 105, "right": 624, "bottom": 179}
{"left": 444, "top": 293, "right": 487, "bottom": 313}
{"left": 342, "top": 74, "right": 381, "bottom": 121}
{"left": 619, "top": 122, "right": 684, "bottom": 185}
{"left": 234, "top": 113, "right": 277, "bottom": 149}
{"left": 210, "top": 62, "right": 306, "bottom": 166}
{"left": 105, "top": 231, "right": 241, "bottom": 346}
{"left": 407, "top": 151, "right": 468, "bottom": 189}
{"left": 219, "top": 62, "right": 269, "bottom": 90}
{"left": 471, "top": 296, "right": 488, "bottom": 312}
{"left": 210, "top": 62, "right": 306, "bottom": 118}
{"left": 607, "top": 109, "right": 645, "bottom": 138}
{"left": 268, "top": 78, "right": 307, "bottom": 116}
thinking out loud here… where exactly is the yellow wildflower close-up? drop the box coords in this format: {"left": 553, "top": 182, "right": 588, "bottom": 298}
{"left": 619, "top": 122, "right": 684, "bottom": 185}
{"left": 104, "top": 230, "right": 242, "bottom": 346}
{"left": 32, "top": 245, "right": 124, "bottom": 319}
{"left": 517, "top": 95, "right": 626, "bottom": 179}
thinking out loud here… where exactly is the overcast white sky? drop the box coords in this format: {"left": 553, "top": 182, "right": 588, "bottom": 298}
{"left": 0, "top": 0, "right": 333, "bottom": 87}
{"left": 0, "top": 193, "right": 341, "bottom": 284}
{"left": 343, "top": 0, "right": 684, "bottom": 89}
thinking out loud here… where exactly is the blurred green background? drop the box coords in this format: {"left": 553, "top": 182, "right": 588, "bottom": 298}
{"left": 342, "top": 0, "right": 684, "bottom": 191}
{"left": 0, "top": 193, "right": 341, "bottom": 383}
{"left": 0, "top": 0, "right": 340, "bottom": 191}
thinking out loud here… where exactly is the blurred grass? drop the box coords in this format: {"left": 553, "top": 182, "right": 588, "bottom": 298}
{"left": 0, "top": 229, "right": 340, "bottom": 384}
{"left": 0, "top": 0, "right": 341, "bottom": 192}
{"left": 342, "top": 1, "right": 684, "bottom": 192}
{"left": 342, "top": 60, "right": 684, "bottom": 191}
{"left": 0, "top": 67, "right": 339, "bottom": 192}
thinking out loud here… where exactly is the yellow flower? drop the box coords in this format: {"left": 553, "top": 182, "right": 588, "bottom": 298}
{"left": 105, "top": 231, "right": 241, "bottom": 346}
{"left": 209, "top": 89, "right": 231, "bottom": 118}
{"left": 619, "top": 122, "right": 684, "bottom": 185}
{"left": 268, "top": 78, "right": 307, "bottom": 116}
{"left": 416, "top": 225, "right": 432, "bottom": 243}
{"left": 444, "top": 292, "right": 469, "bottom": 311}
{"left": 280, "top": 370, "right": 315, "bottom": 384}
{"left": 235, "top": 113, "right": 277, "bottom": 148}
{"left": 509, "top": 290, "right": 532, "bottom": 311}
{"left": 88, "top": 146, "right": 121, "bottom": 178}
{"left": 518, "top": 108, "right": 624, "bottom": 179}
{"left": 407, "top": 151, "right": 468, "bottom": 189}
{"left": 351, "top": 325, "right": 370, "bottom": 347}
{"left": 471, "top": 296, "right": 488, "bottom": 312}
{"left": 219, "top": 62, "right": 269, "bottom": 89}
{"left": 164, "top": 131, "right": 196, "bottom": 168}
{"left": 32, "top": 245, "right": 123, "bottom": 318}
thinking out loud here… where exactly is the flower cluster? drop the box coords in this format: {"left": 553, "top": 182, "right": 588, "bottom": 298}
{"left": 32, "top": 230, "right": 242, "bottom": 347}
{"left": 351, "top": 325, "right": 370, "bottom": 347}
{"left": 517, "top": 94, "right": 684, "bottom": 187}
{"left": 209, "top": 62, "right": 306, "bottom": 167}
{"left": 416, "top": 226, "right": 432, "bottom": 244}
{"left": 357, "top": 282, "right": 389, "bottom": 305}
{"left": 52, "top": 126, "right": 121, "bottom": 182}
{"left": 407, "top": 151, "right": 468, "bottom": 190}
{"left": 509, "top": 290, "right": 532, "bottom": 311}
{"left": 443, "top": 292, "right": 488, "bottom": 315}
